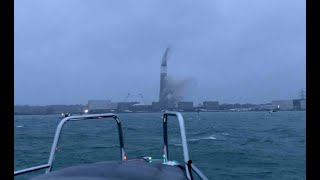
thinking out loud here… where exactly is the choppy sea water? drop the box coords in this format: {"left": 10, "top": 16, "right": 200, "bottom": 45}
{"left": 14, "top": 111, "right": 305, "bottom": 180}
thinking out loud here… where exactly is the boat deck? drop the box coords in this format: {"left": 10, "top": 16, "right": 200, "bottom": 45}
{"left": 31, "top": 159, "right": 187, "bottom": 180}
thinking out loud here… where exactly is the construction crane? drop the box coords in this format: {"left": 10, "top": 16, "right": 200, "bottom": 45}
{"left": 122, "top": 93, "right": 145, "bottom": 105}
{"left": 138, "top": 93, "right": 145, "bottom": 105}
{"left": 123, "top": 93, "right": 130, "bottom": 102}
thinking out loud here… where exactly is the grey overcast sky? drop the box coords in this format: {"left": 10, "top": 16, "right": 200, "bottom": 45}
{"left": 14, "top": 0, "right": 306, "bottom": 105}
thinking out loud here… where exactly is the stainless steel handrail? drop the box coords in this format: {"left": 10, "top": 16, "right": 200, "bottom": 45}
{"left": 162, "top": 111, "right": 208, "bottom": 180}
{"left": 191, "top": 164, "right": 208, "bottom": 180}
{"left": 14, "top": 113, "right": 125, "bottom": 176}
{"left": 14, "top": 164, "right": 50, "bottom": 176}
{"left": 15, "top": 112, "right": 208, "bottom": 179}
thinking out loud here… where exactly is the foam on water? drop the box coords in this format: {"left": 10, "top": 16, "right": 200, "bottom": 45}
{"left": 14, "top": 112, "right": 306, "bottom": 180}
{"left": 189, "top": 135, "right": 217, "bottom": 142}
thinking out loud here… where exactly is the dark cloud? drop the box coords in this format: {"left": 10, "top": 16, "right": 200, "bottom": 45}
{"left": 14, "top": 0, "right": 305, "bottom": 105}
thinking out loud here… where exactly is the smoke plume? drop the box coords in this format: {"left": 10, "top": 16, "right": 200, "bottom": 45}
{"left": 165, "top": 76, "right": 197, "bottom": 104}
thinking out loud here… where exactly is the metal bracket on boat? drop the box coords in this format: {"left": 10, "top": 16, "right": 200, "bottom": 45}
{"left": 14, "top": 113, "right": 125, "bottom": 176}
{"left": 162, "top": 111, "right": 208, "bottom": 180}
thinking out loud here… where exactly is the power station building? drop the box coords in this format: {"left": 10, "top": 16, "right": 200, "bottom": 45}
{"left": 117, "top": 102, "right": 139, "bottom": 111}
{"left": 259, "top": 104, "right": 278, "bottom": 110}
{"left": 293, "top": 99, "right": 306, "bottom": 110}
{"left": 178, "top": 102, "right": 194, "bottom": 111}
{"left": 203, "top": 101, "right": 219, "bottom": 110}
{"left": 300, "top": 100, "right": 306, "bottom": 110}
{"left": 87, "top": 100, "right": 117, "bottom": 112}
{"left": 272, "top": 100, "right": 293, "bottom": 110}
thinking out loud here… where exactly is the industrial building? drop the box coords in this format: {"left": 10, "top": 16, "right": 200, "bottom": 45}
{"left": 293, "top": 99, "right": 306, "bottom": 110}
{"left": 272, "top": 100, "right": 293, "bottom": 110}
{"left": 203, "top": 101, "right": 219, "bottom": 110}
{"left": 87, "top": 100, "right": 117, "bottom": 110}
{"left": 293, "top": 99, "right": 300, "bottom": 110}
{"left": 131, "top": 104, "right": 152, "bottom": 112}
{"left": 151, "top": 102, "right": 162, "bottom": 111}
{"left": 14, "top": 105, "right": 86, "bottom": 115}
{"left": 178, "top": 102, "right": 194, "bottom": 111}
{"left": 300, "top": 100, "right": 306, "bottom": 110}
{"left": 117, "top": 102, "right": 139, "bottom": 112}
{"left": 259, "top": 104, "right": 278, "bottom": 110}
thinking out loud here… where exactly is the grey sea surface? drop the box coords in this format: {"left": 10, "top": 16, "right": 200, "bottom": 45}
{"left": 14, "top": 111, "right": 305, "bottom": 180}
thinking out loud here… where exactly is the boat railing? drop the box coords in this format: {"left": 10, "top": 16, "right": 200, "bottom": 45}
{"left": 163, "top": 111, "right": 208, "bottom": 180}
{"left": 14, "top": 113, "right": 125, "bottom": 176}
{"left": 15, "top": 112, "right": 208, "bottom": 180}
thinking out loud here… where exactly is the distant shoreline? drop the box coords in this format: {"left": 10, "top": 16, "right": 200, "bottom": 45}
{"left": 14, "top": 110, "right": 306, "bottom": 116}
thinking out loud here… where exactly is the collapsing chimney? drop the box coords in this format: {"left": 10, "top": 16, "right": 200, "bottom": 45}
{"left": 158, "top": 47, "right": 197, "bottom": 110}
{"left": 159, "top": 47, "right": 169, "bottom": 102}
{"left": 158, "top": 47, "right": 175, "bottom": 109}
